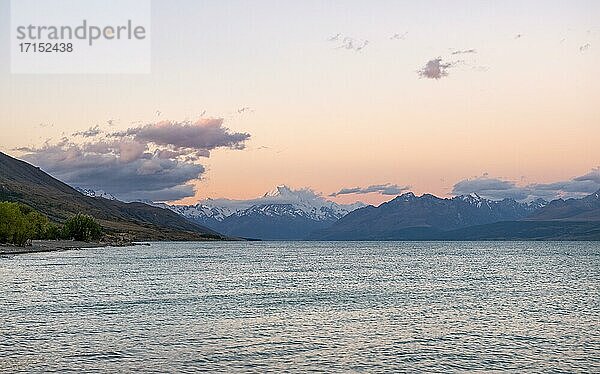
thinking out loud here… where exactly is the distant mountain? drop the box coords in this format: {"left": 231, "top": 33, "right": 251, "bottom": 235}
{"left": 159, "top": 185, "right": 365, "bottom": 239}
{"left": 311, "top": 192, "right": 548, "bottom": 240}
{"left": 0, "top": 152, "right": 222, "bottom": 241}
{"left": 431, "top": 191, "right": 600, "bottom": 240}
{"left": 526, "top": 190, "right": 600, "bottom": 221}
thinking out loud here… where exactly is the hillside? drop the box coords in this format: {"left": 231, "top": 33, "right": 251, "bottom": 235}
{"left": 441, "top": 221, "right": 600, "bottom": 241}
{"left": 0, "top": 152, "right": 223, "bottom": 241}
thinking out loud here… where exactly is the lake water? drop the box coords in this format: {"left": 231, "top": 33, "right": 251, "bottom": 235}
{"left": 1, "top": 241, "right": 599, "bottom": 372}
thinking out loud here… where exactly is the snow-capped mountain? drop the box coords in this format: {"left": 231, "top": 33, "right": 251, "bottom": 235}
{"left": 165, "top": 185, "right": 364, "bottom": 222}
{"left": 452, "top": 192, "right": 547, "bottom": 214}
{"left": 75, "top": 187, "right": 118, "bottom": 201}
{"left": 312, "top": 192, "right": 549, "bottom": 240}
{"left": 161, "top": 185, "right": 366, "bottom": 239}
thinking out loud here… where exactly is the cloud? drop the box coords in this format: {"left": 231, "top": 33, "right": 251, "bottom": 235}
{"left": 390, "top": 32, "right": 408, "bottom": 40}
{"left": 327, "top": 33, "right": 341, "bottom": 42}
{"left": 452, "top": 177, "right": 531, "bottom": 201}
{"left": 575, "top": 168, "right": 600, "bottom": 184}
{"left": 20, "top": 140, "right": 203, "bottom": 202}
{"left": 452, "top": 169, "right": 600, "bottom": 201}
{"left": 73, "top": 125, "right": 102, "bottom": 138}
{"left": 114, "top": 118, "right": 250, "bottom": 157}
{"left": 18, "top": 118, "right": 251, "bottom": 202}
{"left": 330, "top": 183, "right": 410, "bottom": 197}
{"left": 580, "top": 43, "right": 591, "bottom": 52}
{"left": 451, "top": 49, "right": 476, "bottom": 55}
{"left": 328, "top": 34, "right": 369, "bottom": 52}
{"left": 417, "top": 58, "right": 458, "bottom": 79}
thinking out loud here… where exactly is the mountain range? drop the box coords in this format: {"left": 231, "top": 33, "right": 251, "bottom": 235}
{"left": 7, "top": 149, "right": 599, "bottom": 241}
{"left": 0, "top": 152, "right": 221, "bottom": 241}
{"left": 152, "top": 185, "right": 365, "bottom": 240}
{"left": 311, "top": 191, "right": 600, "bottom": 240}
{"left": 78, "top": 176, "right": 600, "bottom": 240}
{"left": 78, "top": 181, "right": 600, "bottom": 240}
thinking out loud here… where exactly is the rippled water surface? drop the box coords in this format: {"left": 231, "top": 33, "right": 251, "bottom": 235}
{"left": 1, "top": 241, "right": 599, "bottom": 372}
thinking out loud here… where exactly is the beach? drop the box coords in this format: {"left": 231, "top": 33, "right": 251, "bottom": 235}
{"left": 0, "top": 240, "right": 127, "bottom": 255}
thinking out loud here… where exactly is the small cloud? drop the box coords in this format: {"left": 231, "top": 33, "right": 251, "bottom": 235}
{"left": 330, "top": 183, "right": 410, "bottom": 197}
{"left": 452, "top": 176, "right": 530, "bottom": 201}
{"left": 471, "top": 65, "right": 489, "bottom": 72}
{"left": 451, "top": 49, "right": 477, "bottom": 55}
{"left": 390, "top": 32, "right": 408, "bottom": 40}
{"left": 237, "top": 107, "right": 252, "bottom": 114}
{"left": 580, "top": 43, "right": 591, "bottom": 52}
{"left": 328, "top": 34, "right": 369, "bottom": 52}
{"left": 574, "top": 167, "right": 600, "bottom": 184}
{"left": 417, "top": 58, "right": 458, "bottom": 79}
{"left": 73, "top": 125, "right": 102, "bottom": 138}
{"left": 515, "top": 34, "right": 523, "bottom": 39}
{"left": 327, "top": 33, "right": 341, "bottom": 42}
{"left": 355, "top": 40, "right": 369, "bottom": 51}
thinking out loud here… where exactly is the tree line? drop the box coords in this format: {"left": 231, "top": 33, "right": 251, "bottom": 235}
{"left": 0, "top": 202, "right": 103, "bottom": 246}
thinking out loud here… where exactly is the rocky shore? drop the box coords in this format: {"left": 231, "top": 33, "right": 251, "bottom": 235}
{"left": 0, "top": 240, "right": 137, "bottom": 255}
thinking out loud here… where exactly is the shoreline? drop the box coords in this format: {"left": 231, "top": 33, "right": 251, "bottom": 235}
{"left": 0, "top": 240, "right": 136, "bottom": 255}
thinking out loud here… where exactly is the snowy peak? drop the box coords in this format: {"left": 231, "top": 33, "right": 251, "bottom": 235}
{"left": 76, "top": 187, "right": 117, "bottom": 201}
{"left": 456, "top": 193, "right": 488, "bottom": 208}
{"left": 263, "top": 185, "right": 294, "bottom": 198}
{"left": 398, "top": 192, "right": 416, "bottom": 201}
{"left": 164, "top": 185, "right": 366, "bottom": 223}
{"left": 464, "top": 192, "right": 482, "bottom": 202}
{"left": 528, "top": 198, "right": 549, "bottom": 209}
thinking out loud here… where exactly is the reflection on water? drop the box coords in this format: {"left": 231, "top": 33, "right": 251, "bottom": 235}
{"left": 1, "top": 241, "right": 599, "bottom": 372}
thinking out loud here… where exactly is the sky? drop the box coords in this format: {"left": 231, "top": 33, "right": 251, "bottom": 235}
{"left": 0, "top": 0, "right": 599, "bottom": 205}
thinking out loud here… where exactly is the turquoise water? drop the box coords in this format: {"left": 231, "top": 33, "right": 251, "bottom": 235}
{"left": 1, "top": 241, "right": 599, "bottom": 372}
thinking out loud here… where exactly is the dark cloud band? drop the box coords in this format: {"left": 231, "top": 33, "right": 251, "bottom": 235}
{"left": 19, "top": 118, "right": 251, "bottom": 202}
{"left": 452, "top": 169, "right": 600, "bottom": 201}
{"left": 330, "top": 183, "right": 410, "bottom": 197}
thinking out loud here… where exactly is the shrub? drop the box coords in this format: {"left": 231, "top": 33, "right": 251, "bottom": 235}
{"left": 43, "top": 223, "right": 64, "bottom": 240}
{"left": 0, "top": 201, "right": 49, "bottom": 246}
{"left": 62, "top": 214, "right": 103, "bottom": 242}
{"left": 0, "top": 204, "right": 103, "bottom": 245}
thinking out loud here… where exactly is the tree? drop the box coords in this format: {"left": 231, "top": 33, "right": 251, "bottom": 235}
{"left": 62, "top": 214, "right": 103, "bottom": 242}
{"left": 43, "top": 223, "right": 64, "bottom": 240}
{"left": 0, "top": 202, "right": 46, "bottom": 246}
{"left": 0, "top": 204, "right": 103, "bottom": 245}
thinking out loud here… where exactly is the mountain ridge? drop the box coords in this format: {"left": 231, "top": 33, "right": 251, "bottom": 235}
{"left": 310, "top": 191, "right": 549, "bottom": 240}
{"left": 525, "top": 190, "right": 600, "bottom": 221}
{"left": 311, "top": 190, "right": 600, "bottom": 240}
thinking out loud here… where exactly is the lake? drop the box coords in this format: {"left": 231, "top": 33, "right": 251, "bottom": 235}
{"left": 1, "top": 241, "right": 599, "bottom": 372}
